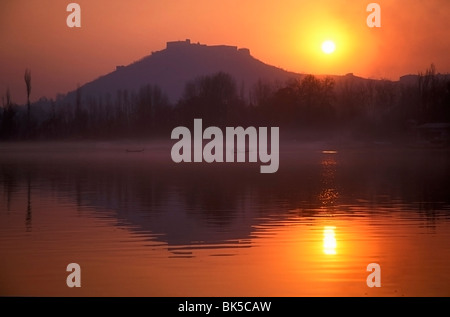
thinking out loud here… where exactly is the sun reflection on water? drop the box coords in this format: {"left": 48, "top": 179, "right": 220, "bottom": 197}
{"left": 323, "top": 226, "right": 337, "bottom": 255}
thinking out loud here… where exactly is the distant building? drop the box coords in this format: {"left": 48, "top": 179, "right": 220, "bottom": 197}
{"left": 165, "top": 39, "right": 250, "bottom": 55}
{"left": 238, "top": 48, "right": 250, "bottom": 55}
{"left": 166, "top": 39, "right": 192, "bottom": 49}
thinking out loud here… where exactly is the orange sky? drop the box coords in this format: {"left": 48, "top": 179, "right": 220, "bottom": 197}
{"left": 1, "top": 0, "right": 449, "bottom": 104}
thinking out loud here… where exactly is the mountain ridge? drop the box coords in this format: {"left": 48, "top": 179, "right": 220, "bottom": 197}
{"left": 55, "top": 39, "right": 448, "bottom": 107}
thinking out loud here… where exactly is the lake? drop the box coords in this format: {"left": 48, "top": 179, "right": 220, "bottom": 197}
{"left": 1, "top": 141, "right": 449, "bottom": 296}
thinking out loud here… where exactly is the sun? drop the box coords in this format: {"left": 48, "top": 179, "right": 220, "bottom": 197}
{"left": 321, "top": 40, "right": 336, "bottom": 54}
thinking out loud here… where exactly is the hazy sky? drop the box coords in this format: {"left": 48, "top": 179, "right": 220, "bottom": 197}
{"left": 1, "top": 0, "right": 449, "bottom": 104}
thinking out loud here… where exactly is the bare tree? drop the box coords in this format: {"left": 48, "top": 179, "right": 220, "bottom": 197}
{"left": 6, "top": 87, "right": 11, "bottom": 107}
{"left": 24, "top": 68, "right": 31, "bottom": 122}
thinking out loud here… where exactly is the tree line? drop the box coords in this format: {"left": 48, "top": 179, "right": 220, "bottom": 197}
{"left": 1, "top": 65, "right": 449, "bottom": 141}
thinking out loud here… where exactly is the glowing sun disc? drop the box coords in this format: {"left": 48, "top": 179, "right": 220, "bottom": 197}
{"left": 322, "top": 40, "right": 336, "bottom": 54}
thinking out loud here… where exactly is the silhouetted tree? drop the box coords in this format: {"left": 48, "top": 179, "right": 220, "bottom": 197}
{"left": 267, "top": 75, "right": 336, "bottom": 128}
{"left": 24, "top": 69, "right": 31, "bottom": 123}
{"left": 135, "top": 84, "right": 170, "bottom": 135}
{"left": 417, "top": 64, "right": 449, "bottom": 122}
{"left": 299, "top": 75, "right": 335, "bottom": 126}
{"left": 177, "top": 72, "right": 243, "bottom": 126}
{"left": 0, "top": 89, "right": 18, "bottom": 139}
{"left": 73, "top": 85, "right": 89, "bottom": 137}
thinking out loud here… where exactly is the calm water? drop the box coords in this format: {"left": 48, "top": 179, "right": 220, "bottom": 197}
{"left": 1, "top": 141, "right": 449, "bottom": 296}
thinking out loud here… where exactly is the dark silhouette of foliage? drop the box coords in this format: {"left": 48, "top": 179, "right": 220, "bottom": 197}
{"left": 177, "top": 72, "right": 245, "bottom": 127}
{"left": 1, "top": 67, "right": 449, "bottom": 144}
{"left": 1, "top": 89, "right": 18, "bottom": 139}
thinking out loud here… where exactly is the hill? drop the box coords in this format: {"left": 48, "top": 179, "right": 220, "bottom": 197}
{"left": 67, "top": 39, "right": 303, "bottom": 103}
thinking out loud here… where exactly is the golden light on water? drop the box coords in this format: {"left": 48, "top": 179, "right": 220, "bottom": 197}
{"left": 323, "top": 226, "right": 337, "bottom": 255}
{"left": 321, "top": 150, "right": 338, "bottom": 154}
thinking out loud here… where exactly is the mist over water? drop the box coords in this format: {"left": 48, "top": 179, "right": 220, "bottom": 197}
{"left": 1, "top": 141, "right": 449, "bottom": 296}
